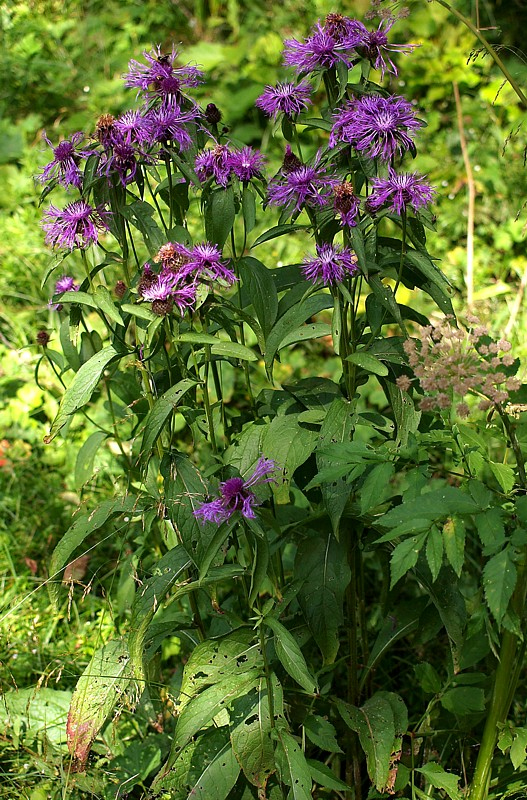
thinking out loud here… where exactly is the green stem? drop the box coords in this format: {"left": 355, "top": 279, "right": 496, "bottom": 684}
{"left": 393, "top": 211, "right": 407, "bottom": 301}
{"left": 260, "top": 623, "right": 276, "bottom": 728}
{"left": 144, "top": 169, "right": 169, "bottom": 235}
{"left": 432, "top": 0, "right": 527, "bottom": 108}
{"left": 202, "top": 344, "right": 218, "bottom": 454}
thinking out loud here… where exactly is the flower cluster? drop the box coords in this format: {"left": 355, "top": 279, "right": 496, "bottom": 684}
{"left": 195, "top": 143, "right": 265, "bottom": 187}
{"left": 398, "top": 318, "right": 520, "bottom": 416}
{"left": 283, "top": 13, "right": 415, "bottom": 77}
{"left": 137, "top": 241, "right": 236, "bottom": 316}
{"left": 194, "top": 458, "right": 277, "bottom": 524}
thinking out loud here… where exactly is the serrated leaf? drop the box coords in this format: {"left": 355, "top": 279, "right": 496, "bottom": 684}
{"left": 489, "top": 461, "right": 516, "bottom": 494}
{"left": 45, "top": 346, "right": 119, "bottom": 441}
{"left": 415, "top": 763, "right": 461, "bottom": 800}
{"left": 140, "top": 378, "right": 197, "bottom": 456}
{"left": 265, "top": 617, "right": 317, "bottom": 694}
{"left": 426, "top": 526, "right": 443, "bottom": 581}
{"left": 483, "top": 547, "right": 517, "bottom": 625}
{"left": 336, "top": 694, "right": 396, "bottom": 792}
{"left": 390, "top": 533, "right": 427, "bottom": 588}
{"left": 295, "top": 534, "right": 350, "bottom": 664}
{"left": 475, "top": 508, "right": 506, "bottom": 555}
{"left": 442, "top": 517, "right": 465, "bottom": 577}
{"left": 510, "top": 727, "right": 527, "bottom": 769}
{"left": 67, "top": 638, "right": 132, "bottom": 763}
{"left": 303, "top": 715, "right": 343, "bottom": 754}
{"left": 359, "top": 462, "right": 395, "bottom": 515}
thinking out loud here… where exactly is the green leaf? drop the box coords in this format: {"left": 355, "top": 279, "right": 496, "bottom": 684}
{"left": 210, "top": 340, "right": 258, "bottom": 361}
{"left": 384, "top": 381, "right": 421, "bottom": 446}
{"left": 264, "top": 294, "right": 334, "bottom": 375}
{"left": 140, "top": 378, "right": 197, "bottom": 456}
{"left": 274, "top": 725, "right": 313, "bottom": 800}
{"left": 390, "top": 533, "right": 427, "bottom": 588}
{"left": 279, "top": 322, "right": 331, "bottom": 349}
{"left": 67, "top": 638, "right": 132, "bottom": 763}
{"left": 316, "top": 397, "right": 356, "bottom": 533}
{"left": 378, "top": 487, "right": 479, "bottom": 529}
{"left": 238, "top": 256, "right": 278, "bottom": 340}
{"left": 442, "top": 517, "right": 465, "bottom": 577}
{"left": 74, "top": 430, "right": 107, "bottom": 490}
{"left": 346, "top": 350, "right": 389, "bottom": 376}
{"left": 265, "top": 617, "right": 317, "bottom": 694}
{"left": 204, "top": 185, "right": 236, "bottom": 248}
{"left": 173, "top": 671, "right": 261, "bottom": 754}
{"left": 441, "top": 686, "right": 485, "bottom": 715}
{"left": 252, "top": 224, "right": 308, "bottom": 248}
{"left": 230, "top": 677, "right": 282, "bottom": 788}
{"left": 179, "top": 629, "right": 263, "bottom": 711}
{"left": 359, "top": 462, "right": 395, "bottom": 515}
{"left": 489, "top": 461, "right": 516, "bottom": 494}
{"left": 295, "top": 534, "right": 351, "bottom": 664}
{"left": 303, "top": 714, "right": 343, "bottom": 754}
{"left": 128, "top": 545, "right": 192, "bottom": 682}
{"left": 242, "top": 185, "right": 257, "bottom": 232}
{"left": 414, "top": 663, "right": 442, "bottom": 694}
{"left": 45, "top": 346, "right": 119, "bottom": 441}
{"left": 0, "top": 688, "right": 71, "bottom": 748}
{"left": 425, "top": 526, "right": 444, "bottom": 582}
{"left": 415, "top": 763, "right": 462, "bottom": 800}
{"left": 120, "top": 303, "right": 157, "bottom": 321}
{"left": 119, "top": 200, "right": 165, "bottom": 254}
{"left": 48, "top": 496, "right": 138, "bottom": 608}
{"left": 483, "top": 547, "right": 517, "bottom": 625}
{"left": 510, "top": 727, "right": 527, "bottom": 769}
{"left": 261, "top": 415, "right": 318, "bottom": 504}
{"left": 336, "top": 694, "right": 397, "bottom": 792}
{"left": 94, "top": 285, "right": 124, "bottom": 326}
{"left": 307, "top": 759, "right": 349, "bottom": 791}
{"left": 475, "top": 508, "right": 506, "bottom": 555}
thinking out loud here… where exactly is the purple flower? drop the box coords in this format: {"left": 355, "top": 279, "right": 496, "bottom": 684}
{"left": 42, "top": 200, "right": 109, "bottom": 250}
{"left": 147, "top": 101, "right": 202, "bottom": 149}
{"left": 139, "top": 271, "right": 179, "bottom": 302}
{"left": 301, "top": 243, "right": 359, "bottom": 285}
{"left": 256, "top": 81, "right": 313, "bottom": 119}
{"left": 228, "top": 146, "right": 265, "bottom": 182}
{"left": 267, "top": 151, "right": 338, "bottom": 213}
{"left": 283, "top": 19, "right": 364, "bottom": 74}
{"left": 186, "top": 243, "right": 237, "bottom": 285}
{"left": 358, "top": 19, "right": 417, "bottom": 79}
{"left": 124, "top": 45, "right": 204, "bottom": 103}
{"left": 54, "top": 275, "right": 80, "bottom": 294}
{"left": 195, "top": 144, "right": 232, "bottom": 187}
{"left": 333, "top": 183, "right": 360, "bottom": 227}
{"left": 330, "top": 94, "right": 421, "bottom": 161}
{"left": 194, "top": 457, "right": 277, "bottom": 524}
{"left": 137, "top": 263, "right": 197, "bottom": 315}
{"left": 38, "top": 132, "right": 94, "bottom": 189}
{"left": 368, "top": 168, "right": 435, "bottom": 215}
{"left": 99, "top": 134, "right": 141, "bottom": 186}
{"left": 114, "top": 110, "right": 154, "bottom": 145}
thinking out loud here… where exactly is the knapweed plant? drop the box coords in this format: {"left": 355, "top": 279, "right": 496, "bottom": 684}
{"left": 35, "top": 9, "right": 527, "bottom": 800}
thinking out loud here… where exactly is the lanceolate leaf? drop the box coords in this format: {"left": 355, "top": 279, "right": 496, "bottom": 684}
{"left": 274, "top": 725, "right": 313, "bottom": 800}
{"left": 295, "top": 533, "right": 351, "bottom": 664}
{"left": 316, "top": 397, "right": 356, "bottom": 534}
{"left": 140, "top": 378, "right": 198, "bottom": 456}
{"left": 45, "top": 345, "right": 119, "bottom": 441}
{"left": 264, "top": 294, "right": 334, "bottom": 375}
{"left": 483, "top": 546, "right": 517, "bottom": 625}
{"left": 48, "top": 495, "right": 139, "bottom": 608}
{"left": 415, "top": 763, "right": 462, "bottom": 800}
{"left": 128, "top": 545, "right": 192, "bottom": 682}
{"left": 239, "top": 256, "right": 278, "bottom": 338}
{"left": 265, "top": 617, "right": 317, "bottom": 694}
{"left": 67, "top": 638, "right": 133, "bottom": 764}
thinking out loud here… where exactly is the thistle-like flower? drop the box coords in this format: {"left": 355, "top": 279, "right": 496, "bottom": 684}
{"left": 124, "top": 45, "right": 204, "bottom": 104}
{"left": 195, "top": 144, "right": 232, "bottom": 187}
{"left": 38, "top": 132, "right": 94, "bottom": 189}
{"left": 283, "top": 18, "right": 364, "bottom": 74}
{"left": 256, "top": 81, "right": 313, "bottom": 119}
{"left": 368, "top": 168, "right": 435, "bottom": 215}
{"left": 333, "top": 182, "right": 360, "bottom": 227}
{"left": 330, "top": 94, "right": 422, "bottom": 161}
{"left": 301, "top": 243, "right": 359, "bottom": 285}
{"left": 267, "top": 151, "right": 337, "bottom": 213}
{"left": 228, "top": 146, "right": 265, "bottom": 182}
{"left": 54, "top": 275, "right": 80, "bottom": 294}
{"left": 42, "top": 200, "right": 109, "bottom": 250}
{"left": 194, "top": 457, "right": 277, "bottom": 524}
{"left": 358, "top": 19, "right": 417, "bottom": 79}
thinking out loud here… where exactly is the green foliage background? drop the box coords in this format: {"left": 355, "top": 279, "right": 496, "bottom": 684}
{"left": 0, "top": 1, "right": 526, "bottom": 798}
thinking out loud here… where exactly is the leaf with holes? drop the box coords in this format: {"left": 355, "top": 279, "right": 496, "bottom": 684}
{"left": 274, "top": 724, "right": 313, "bottom": 800}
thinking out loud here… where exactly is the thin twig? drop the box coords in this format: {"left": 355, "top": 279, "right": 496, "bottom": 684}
{"left": 453, "top": 82, "right": 476, "bottom": 309}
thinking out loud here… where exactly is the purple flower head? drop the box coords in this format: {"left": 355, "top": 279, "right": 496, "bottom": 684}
{"left": 42, "top": 200, "right": 109, "bottom": 250}
{"left": 194, "top": 457, "right": 277, "bottom": 524}
{"left": 283, "top": 19, "right": 364, "bottom": 74}
{"left": 187, "top": 242, "right": 237, "bottom": 285}
{"left": 38, "top": 132, "right": 94, "bottom": 189}
{"left": 99, "top": 134, "right": 141, "bottom": 186}
{"left": 95, "top": 114, "right": 117, "bottom": 147}
{"left": 368, "top": 168, "right": 435, "bottom": 215}
{"left": 139, "top": 271, "right": 179, "bottom": 302}
{"left": 358, "top": 19, "right": 417, "bottom": 79}
{"left": 330, "top": 94, "right": 422, "bottom": 161}
{"left": 302, "top": 243, "right": 359, "bottom": 285}
{"left": 124, "top": 45, "right": 204, "bottom": 103}
{"left": 54, "top": 275, "right": 80, "bottom": 294}
{"left": 256, "top": 81, "right": 313, "bottom": 119}
{"left": 333, "top": 183, "right": 360, "bottom": 227}
{"left": 195, "top": 144, "right": 232, "bottom": 187}
{"left": 147, "top": 100, "right": 202, "bottom": 149}
{"left": 228, "top": 146, "right": 265, "bottom": 182}
{"left": 267, "top": 151, "right": 338, "bottom": 213}
{"left": 114, "top": 110, "right": 154, "bottom": 146}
